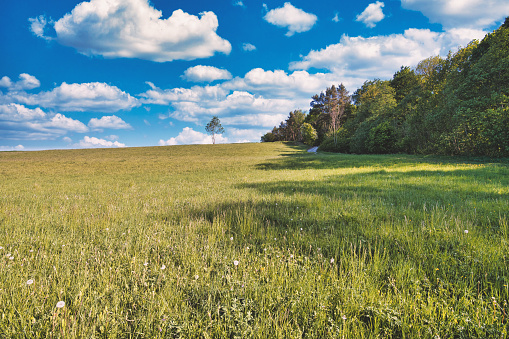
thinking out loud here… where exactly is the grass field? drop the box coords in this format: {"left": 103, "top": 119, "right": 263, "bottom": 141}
{"left": 1, "top": 142, "right": 508, "bottom": 338}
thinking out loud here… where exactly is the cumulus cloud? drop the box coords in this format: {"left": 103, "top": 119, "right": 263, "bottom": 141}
{"left": 79, "top": 136, "right": 126, "bottom": 148}
{"left": 47, "top": 113, "right": 89, "bottom": 132}
{"left": 30, "top": 0, "right": 231, "bottom": 62}
{"left": 401, "top": 0, "right": 509, "bottom": 29}
{"left": 242, "top": 43, "right": 257, "bottom": 52}
{"left": 159, "top": 127, "right": 227, "bottom": 145}
{"left": 0, "top": 103, "right": 88, "bottom": 140}
{"left": 0, "top": 145, "right": 25, "bottom": 151}
{"left": 182, "top": 65, "right": 232, "bottom": 82}
{"left": 6, "top": 82, "right": 139, "bottom": 112}
{"left": 264, "top": 2, "right": 318, "bottom": 36}
{"left": 29, "top": 15, "right": 51, "bottom": 40}
{"left": 0, "top": 74, "right": 40, "bottom": 91}
{"left": 88, "top": 115, "right": 132, "bottom": 130}
{"left": 356, "top": 1, "right": 385, "bottom": 28}
{"left": 290, "top": 28, "right": 487, "bottom": 88}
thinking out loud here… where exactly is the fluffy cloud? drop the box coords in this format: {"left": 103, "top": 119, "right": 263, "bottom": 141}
{"left": 159, "top": 127, "right": 227, "bottom": 145}
{"left": 182, "top": 65, "right": 232, "bottom": 82}
{"left": 264, "top": 2, "right": 318, "bottom": 36}
{"left": 356, "top": 2, "right": 385, "bottom": 28}
{"left": 401, "top": 0, "right": 509, "bottom": 29}
{"left": 88, "top": 115, "right": 132, "bottom": 130}
{"left": 242, "top": 43, "right": 257, "bottom": 52}
{"left": 30, "top": 0, "right": 231, "bottom": 62}
{"left": 79, "top": 136, "right": 126, "bottom": 148}
{"left": 47, "top": 113, "right": 89, "bottom": 132}
{"left": 0, "top": 103, "right": 88, "bottom": 140}
{"left": 290, "top": 28, "right": 487, "bottom": 88}
{"left": 0, "top": 74, "right": 40, "bottom": 91}
{"left": 6, "top": 82, "right": 139, "bottom": 112}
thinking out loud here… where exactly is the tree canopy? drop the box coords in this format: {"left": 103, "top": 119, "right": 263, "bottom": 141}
{"left": 262, "top": 18, "right": 509, "bottom": 157}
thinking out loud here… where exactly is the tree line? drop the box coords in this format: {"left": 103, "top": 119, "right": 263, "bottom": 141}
{"left": 262, "top": 18, "right": 509, "bottom": 157}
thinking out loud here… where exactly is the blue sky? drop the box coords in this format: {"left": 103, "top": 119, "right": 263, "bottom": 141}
{"left": 1, "top": 0, "right": 508, "bottom": 150}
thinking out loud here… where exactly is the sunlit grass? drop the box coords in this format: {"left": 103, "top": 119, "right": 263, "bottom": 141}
{"left": 0, "top": 143, "right": 508, "bottom": 338}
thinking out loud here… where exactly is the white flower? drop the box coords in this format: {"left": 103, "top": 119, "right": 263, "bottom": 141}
{"left": 233, "top": 260, "right": 239, "bottom": 266}
{"left": 290, "top": 254, "right": 294, "bottom": 258}
{"left": 161, "top": 264, "right": 166, "bottom": 270}
{"left": 342, "top": 315, "right": 347, "bottom": 320}
{"left": 330, "top": 258, "right": 334, "bottom": 264}
{"left": 143, "top": 262, "right": 148, "bottom": 266}
{"left": 195, "top": 275, "right": 199, "bottom": 280}
{"left": 56, "top": 301, "right": 65, "bottom": 308}
{"left": 6, "top": 253, "right": 11, "bottom": 257}
{"left": 230, "top": 237, "right": 233, "bottom": 241}
{"left": 464, "top": 230, "right": 469, "bottom": 234}
{"left": 27, "top": 279, "right": 34, "bottom": 285}
{"left": 9, "top": 256, "right": 14, "bottom": 260}
{"left": 30, "top": 249, "right": 34, "bottom": 253}
{"left": 0, "top": 246, "right": 3, "bottom": 249}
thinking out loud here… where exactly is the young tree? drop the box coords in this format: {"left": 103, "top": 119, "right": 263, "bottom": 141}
{"left": 205, "top": 116, "right": 225, "bottom": 144}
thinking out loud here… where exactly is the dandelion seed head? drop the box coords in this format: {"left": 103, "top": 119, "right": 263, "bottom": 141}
{"left": 27, "top": 279, "right": 34, "bottom": 285}
{"left": 464, "top": 230, "right": 469, "bottom": 234}
{"left": 56, "top": 301, "right": 65, "bottom": 308}
{"left": 233, "top": 260, "right": 239, "bottom": 266}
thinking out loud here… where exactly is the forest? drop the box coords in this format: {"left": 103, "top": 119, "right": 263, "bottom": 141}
{"left": 262, "top": 18, "right": 509, "bottom": 158}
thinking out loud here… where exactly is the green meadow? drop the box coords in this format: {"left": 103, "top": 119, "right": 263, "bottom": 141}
{"left": 1, "top": 142, "right": 508, "bottom": 338}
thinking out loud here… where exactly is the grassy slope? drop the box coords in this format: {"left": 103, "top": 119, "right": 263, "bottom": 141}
{"left": 0, "top": 143, "right": 508, "bottom": 338}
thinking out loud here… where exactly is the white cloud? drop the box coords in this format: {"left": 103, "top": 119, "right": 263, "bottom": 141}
{"left": 264, "top": 2, "right": 318, "bottom": 36}
{"left": 46, "top": 113, "right": 88, "bottom": 132}
{"left": 227, "top": 128, "right": 267, "bottom": 143}
{"left": 30, "top": 0, "right": 231, "bottom": 62}
{"left": 233, "top": 1, "right": 245, "bottom": 8}
{"left": 159, "top": 127, "right": 227, "bottom": 145}
{"left": 401, "top": 0, "right": 509, "bottom": 29}
{"left": 63, "top": 136, "right": 72, "bottom": 143}
{"left": 105, "top": 135, "right": 119, "bottom": 141}
{"left": 88, "top": 115, "right": 132, "bottom": 130}
{"left": 29, "top": 15, "right": 50, "bottom": 40}
{"left": 0, "top": 104, "right": 88, "bottom": 140}
{"left": 0, "top": 145, "right": 25, "bottom": 151}
{"left": 182, "top": 65, "right": 232, "bottom": 82}
{"left": 0, "top": 103, "right": 46, "bottom": 121}
{"left": 0, "top": 74, "right": 40, "bottom": 91}
{"left": 356, "top": 1, "right": 385, "bottom": 28}
{"left": 6, "top": 82, "right": 139, "bottom": 112}
{"left": 79, "top": 136, "right": 126, "bottom": 148}
{"left": 290, "top": 28, "right": 487, "bottom": 89}
{"left": 332, "top": 13, "right": 341, "bottom": 23}
{"left": 242, "top": 43, "right": 257, "bottom": 52}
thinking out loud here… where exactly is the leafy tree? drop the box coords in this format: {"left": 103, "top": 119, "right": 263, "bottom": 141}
{"left": 205, "top": 116, "right": 225, "bottom": 145}
{"left": 300, "top": 123, "right": 318, "bottom": 145}
{"left": 390, "top": 66, "right": 421, "bottom": 103}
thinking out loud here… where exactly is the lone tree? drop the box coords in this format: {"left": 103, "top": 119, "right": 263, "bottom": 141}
{"left": 205, "top": 116, "right": 225, "bottom": 144}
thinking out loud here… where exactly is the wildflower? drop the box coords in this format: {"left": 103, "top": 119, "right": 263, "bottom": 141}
{"left": 330, "top": 258, "right": 334, "bottom": 264}
{"left": 27, "top": 279, "right": 34, "bottom": 285}
{"left": 30, "top": 249, "right": 34, "bottom": 253}
{"left": 233, "top": 260, "right": 239, "bottom": 266}
{"left": 0, "top": 246, "right": 3, "bottom": 249}
{"left": 9, "top": 256, "right": 14, "bottom": 260}
{"left": 290, "top": 254, "right": 294, "bottom": 258}
{"left": 342, "top": 315, "right": 347, "bottom": 320}
{"left": 144, "top": 262, "right": 148, "bottom": 266}
{"left": 56, "top": 301, "right": 65, "bottom": 308}
{"left": 195, "top": 275, "right": 199, "bottom": 280}
{"left": 230, "top": 237, "right": 233, "bottom": 241}
{"left": 464, "top": 230, "right": 469, "bottom": 234}
{"left": 161, "top": 264, "right": 166, "bottom": 270}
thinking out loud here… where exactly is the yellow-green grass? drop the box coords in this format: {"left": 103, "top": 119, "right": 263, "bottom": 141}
{"left": 0, "top": 143, "right": 508, "bottom": 338}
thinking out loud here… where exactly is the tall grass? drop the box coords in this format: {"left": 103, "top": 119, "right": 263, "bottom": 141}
{"left": 0, "top": 143, "right": 508, "bottom": 338}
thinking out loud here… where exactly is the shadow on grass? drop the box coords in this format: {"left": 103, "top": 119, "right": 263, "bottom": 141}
{"left": 256, "top": 150, "right": 509, "bottom": 171}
